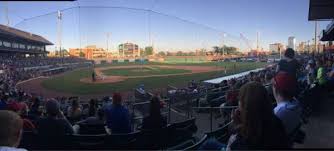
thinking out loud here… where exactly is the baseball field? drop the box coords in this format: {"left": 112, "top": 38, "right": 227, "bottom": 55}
{"left": 17, "top": 61, "right": 267, "bottom": 99}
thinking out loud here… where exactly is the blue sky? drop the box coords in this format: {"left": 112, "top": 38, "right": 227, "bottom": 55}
{"left": 0, "top": 0, "right": 329, "bottom": 52}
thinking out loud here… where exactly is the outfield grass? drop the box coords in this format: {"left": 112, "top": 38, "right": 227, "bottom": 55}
{"left": 101, "top": 67, "right": 191, "bottom": 76}
{"left": 42, "top": 62, "right": 266, "bottom": 95}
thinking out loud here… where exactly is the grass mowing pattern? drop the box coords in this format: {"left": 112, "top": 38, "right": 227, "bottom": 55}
{"left": 101, "top": 67, "right": 191, "bottom": 77}
{"left": 42, "top": 62, "right": 267, "bottom": 95}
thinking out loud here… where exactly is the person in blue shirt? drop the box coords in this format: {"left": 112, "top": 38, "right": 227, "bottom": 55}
{"left": 105, "top": 93, "right": 131, "bottom": 134}
{"left": 272, "top": 72, "right": 302, "bottom": 136}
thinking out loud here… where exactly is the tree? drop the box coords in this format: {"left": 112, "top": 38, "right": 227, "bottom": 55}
{"left": 176, "top": 51, "right": 183, "bottom": 56}
{"left": 158, "top": 51, "right": 166, "bottom": 56}
{"left": 188, "top": 52, "right": 195, "bottom": 56}
{"left": 140, "top": 48, "right": 145, "bottom": 57}
{"left": 212, "top": 46, "right": 220, "bottom": 55}
{"left": 79, "top": 51, "right": 85, "bottom": 57}
{"left": 145, "top": 46, "right": 153, "bottom": 56}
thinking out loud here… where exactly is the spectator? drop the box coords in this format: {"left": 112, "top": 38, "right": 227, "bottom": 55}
{"left": 227, "top": 82, "right": 289, "bottom": 150}
{"left": 105, "top": 93, "right": 131, "bottom": 134}
{"left": 75, "top": 108, "right": 106, "bottom": 135}
{"left": 316, "top": 59, "right": 327, "bottom": 86}
{"left": 77, "top": 108, "right": 105, "bottom": 125}
{"left": 36, "top": 99, "right": 74, "bottom": 136}
{"left": 67, "top": 99, "right": 82, "bottom": 123}
{"left": 6, "top": 102, "right": 35, "bottom": 132}
{"left": 276, "top": 48, "right": 300, "bottom": 78}
{"left": 225, "top": 79, "right": 239, "bottom": 106}
{"left": 88, "top": 99, "right": 98, "bottom": 117}
{"left": 272, "top": 72, "right": 301, "bottom": 136}
{"left": 306, "top": 60, "right": 316, "bottom": 85}
{"left": 142, "top": 96, "right": 167, "bottom": 130}
{"left": 0, "top": 110, "right": 27, "bottom": 151}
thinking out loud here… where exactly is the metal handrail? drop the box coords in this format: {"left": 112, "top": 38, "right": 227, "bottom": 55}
{"left": 192, "top": 106, "right": 238, "bottom": 109}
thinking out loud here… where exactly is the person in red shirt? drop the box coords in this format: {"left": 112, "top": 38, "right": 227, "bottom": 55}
{"left": 6, "top": 102, "right": 36, "bottom": 132}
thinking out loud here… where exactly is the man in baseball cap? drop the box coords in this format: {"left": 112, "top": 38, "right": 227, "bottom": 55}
{"left": 272, "top": 72, "right": 301, "bottom": 137}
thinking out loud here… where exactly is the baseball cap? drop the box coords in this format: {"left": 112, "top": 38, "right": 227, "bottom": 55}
{"left": 308, "top": 60, "right": 314, "bottom": 64}
{"left": 45, "top": 99, "right": 60, "bottom": 115}
{"left": 272, "top": 72, "right": 297, "bottom": 94}
{"left": 7, "top": 102, "right": 24, "bottom": 112}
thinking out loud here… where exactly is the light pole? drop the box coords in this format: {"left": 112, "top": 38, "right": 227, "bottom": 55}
{"left": 106, "top": 32, "right": 111, "bottom": 59}
{"left": 222, "top": 33, "right": 226, "bottom": 58}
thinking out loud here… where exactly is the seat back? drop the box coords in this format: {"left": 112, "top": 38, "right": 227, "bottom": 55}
{"left": 184, "top": 135, "right": 208, "bottom": 150}
{"left": 19, "top": 131, "right": 37, "bottom": 149}
{"left": 206, "top": 122, "right": 231, "bottom": 142}
{"left": 34, "top": 134, "right": 73, "bottom": 150}
{"left": 71, "top": 134, "right": 107, "bottom": 149}
{"left": 104, "top": 131, "right": 141, "bottom": 149}
{"left": 167, "top": 118, "right": 197, "bottom": 147}
{"left": 79, "top": 123, "right": 106, "bottom": 135}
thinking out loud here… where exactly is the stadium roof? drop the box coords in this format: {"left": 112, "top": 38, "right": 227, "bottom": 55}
{"left": 0, "top": 24, "right": 53, "bottom": 45}
{"left": 308, "top": 0, "right": 334, "bottom": 20}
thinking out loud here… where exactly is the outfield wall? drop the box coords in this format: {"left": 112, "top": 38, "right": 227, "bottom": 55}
{"left": 92, "top": 56, "right": 210, "bottom": 64}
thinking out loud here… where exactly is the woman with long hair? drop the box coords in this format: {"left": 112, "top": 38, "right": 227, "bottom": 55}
{"left": 67, "top": 99, "right": 82, "bottom": 123}
{"left": 142, "top": 96, "right": 167, "bottom": 130}
{"left": 88, "top": 99, "right": 98, "bottom": 117}
{"left": 226, "top": 82, "right": 289, "bottom": 150}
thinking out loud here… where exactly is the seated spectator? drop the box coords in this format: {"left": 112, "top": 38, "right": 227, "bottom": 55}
{"left": 225, "top": 79, "right": 239, "bottom": 106}
{"left": 306, "top": 60, "right": 316, "bottom": 85}
{"left": 88, "top": 99, "right": 98, "bottom": 117}
{"left": 77, "top": 108, "right": 105, "bottom": 125}
{"left": 75, "top": 108, "right": 106, "bottom": 135}
{"left": 105, "top": 93, "right": 131, "bottom": 134}
{"left": 276, "top": 48, "right": 300, "bottom": 78}
{"left": 137, "top": 84, "right": 146, "bottom": 94}
{"left": 264, "top": 72, "right": 274, "bottom": 102}
{"left": 272, "top": 72, "right": 302, "bottom": 136}
{"left": 0, "top": 96, "right": 7, "bottom": 110}
{"left": 316, "top": 59, "right": 327, "bottom": 86}
{"left": 142, "top": 96, "right": 167, "bottom": 130}
{"left": 36, "top": 99, "right": 74, "bottom": 136}
{"left": 227, "top": 82, "right": 289, "bottom": 150}
{"left": 67, "top": 99, "right": 82, "bottom": 123}
{"left": 6, "top": 102, "right": 35, "bottom": 132}
{"left": 0, "top": 110, "right": 27, "bottom": 151}
{"left": 188, "top": 80, "right": 198, "bottom": 90}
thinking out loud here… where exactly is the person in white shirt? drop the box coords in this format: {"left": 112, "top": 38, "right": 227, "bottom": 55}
{"left": 272, "top": 72, "right": 302, "bottom": 136}
{"left": 0, "top": 111, "right": 27, "bottom": 151}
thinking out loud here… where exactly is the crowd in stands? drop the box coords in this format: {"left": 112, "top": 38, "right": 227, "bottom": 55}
{"left": 0, "top": 48, "right": 334, "bottom": 150}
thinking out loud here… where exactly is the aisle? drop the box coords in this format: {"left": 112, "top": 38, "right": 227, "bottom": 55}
{"left": 296, "top": 93, "right": 334, "bottom": 148}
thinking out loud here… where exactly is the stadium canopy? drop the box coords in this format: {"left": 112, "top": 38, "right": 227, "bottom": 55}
{"left": 308, "top": 0, "right": 334, "bottom": 21}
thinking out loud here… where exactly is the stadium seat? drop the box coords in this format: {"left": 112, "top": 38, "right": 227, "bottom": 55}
{"left": 166, "top": 118, "right": 198, "bottom": 147}
{"left": 33, "top": 134, "right": 73, "bottom": 150}
{"left": 104, "top": 131, "right": 141, "bottom": 149}
{"left": 206, "top": 122, "right": 231, "bottom": 143}
{"left": 78, "top": 123, "right": 106, "bottom": 135}
{"left": 71, "top": 134, "right": 107, "bottom": 149}
{"left": 19, "top": 131, "right": 37, "bottom": 149}
{"left": 183, "top": 135, "right": 208, "bottom": 150}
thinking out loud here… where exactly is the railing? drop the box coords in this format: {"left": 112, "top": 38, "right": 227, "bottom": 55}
{"left": 129, "top": 85, "right": 238, "bottom": 133}
{"left": 325, "top": 20, "right": 334, "bottom": 32}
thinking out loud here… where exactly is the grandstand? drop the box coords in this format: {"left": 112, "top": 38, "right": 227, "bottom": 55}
{"left": 0, "top": 24, "right": 53, "bottom": 56}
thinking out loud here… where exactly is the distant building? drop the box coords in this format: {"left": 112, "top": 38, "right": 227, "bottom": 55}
{"left": 297, "top": 42, "right": 306, "bottom": 52}
{"left": 269, "top": 43, "right": 285, "bottom": 53}
{"left": 118, "top": 42, "right": 139, "bottom": 57}
{"left": 288, "top": 36, "right": 296, "bottom": 50}
{"left": 0, "top": 24, "right": 53, "bottom": 57}
{"left": 69, "top": 45, "right": 106, "bottom": 59}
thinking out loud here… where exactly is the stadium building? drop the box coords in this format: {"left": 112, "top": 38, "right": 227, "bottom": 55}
{"left": 69, "top": 45, "right": 107, "bottom": 59}
{"left": 0, "top": 24, "right": 53, "bottom": 57}
{"left": 118, "top": 42, "right": 139, "bottom": 57}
